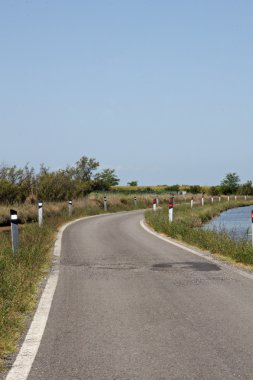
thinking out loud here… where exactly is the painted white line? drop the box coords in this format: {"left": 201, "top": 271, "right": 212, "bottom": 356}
{"left": 5, "top": 211, "right": 143, "bottom": 380}
{"left": 140, "top": 219, "right": 253, "bottom": 281}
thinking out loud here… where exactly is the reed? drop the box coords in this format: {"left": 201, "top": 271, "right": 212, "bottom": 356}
{"left": 145, "top": 200, "right": 253, "bottom": 265}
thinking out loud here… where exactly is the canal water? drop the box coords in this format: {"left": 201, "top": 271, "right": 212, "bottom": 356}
{"left": 203, "top": 205, "right": 253, "bottom": 241}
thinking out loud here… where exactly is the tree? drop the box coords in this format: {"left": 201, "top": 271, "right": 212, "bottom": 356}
{"left": 94, "top": 169, "right": 120, "bottom": 190}
{"left": 209, "top": 186, "right": 221, "bottom": 196}
{"left": 127, "top": 181, "right": 138, "bottom": 186}
{"left": 0, "top": 163, "right": 23, "bottom": 184}
{"left": 237, "top": 180, "right": 253, "bottom": 195}
{"left": 74, "top": 156, "right": 99, "bottom": 181}
{"left": 189, "top": 185, "right": 202, "bottom": 194}
{"left": 37, "top": 170, "right": 74, "bottom": 201}
{"left": 220, "top": 173, "right": 240, "bottom": 194}
{"left": 0, "top": 179, "right": 18, "bottom": 204}
{"left": 166, "top": 184, "right": 180, "bottom": 192}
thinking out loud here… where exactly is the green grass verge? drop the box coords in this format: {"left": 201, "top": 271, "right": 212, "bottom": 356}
{"left": 145, "top": 201, "right": 253, "bottom": 265}
{"left": 0, "top": 201, "right": 149, "bottom": 371}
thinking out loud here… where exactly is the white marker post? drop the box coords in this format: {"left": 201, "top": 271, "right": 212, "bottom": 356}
{"left": 68, "top": 200, "right": 72, "bottom": 217}
{"left": 134, "top": 196, "right": 137, "bottom": 206}
{"left": 38, "top": 201, "right": 43, "bottom": 226}
{"left": 191, "top": 196, "right": 194, "bottom": 208}
{"left": 235, "top": 195, "right": 237, "bottom": 201}
{"left": 10, "top": 209, "right": 19, "bottom": 253}
{"left": 169, "top": 197, "right": 174, "bottom": 223}
{"left": 152, "top": 199, "right": 157, "bottom": 211}
{"left": 228, "top": 195, "right": 230, "bottom": 202}
{"left": 156, "top": 195, "right": 159, "bottom": 206}
{"left": 219, "top": 196, "right": 221, "bottom": 203}
{"left": 245, "top": 195, "right": 247, "bottom": 201}
{"left": 201, "top": 193, "right": 204, "bottom": 207}
{"left": 103, "top": 196, "right": 107, "bottom": 211}
{"left": 211, "top": 197, "right": 214, "bottom": 204}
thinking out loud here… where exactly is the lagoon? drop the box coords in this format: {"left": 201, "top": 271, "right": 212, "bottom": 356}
{"left": 204, "top": 205, "right": 253, "bottom": 240}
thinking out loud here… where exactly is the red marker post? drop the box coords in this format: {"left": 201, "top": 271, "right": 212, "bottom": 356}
{"left": 169, "top": 197, "right": 174, "bottom": 223}
{"left": 153, "top": 198, "right": 157, "bottom": 211}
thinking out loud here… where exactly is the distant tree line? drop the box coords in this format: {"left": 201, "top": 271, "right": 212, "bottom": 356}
{"left": 115, "top": 173, "right": 253, "bottom": 196}
{"left": 178, "top": 173, "right": 253, "bottom": 196}
{"left": 0, "top": 156, "right": 120, "bottom": 204}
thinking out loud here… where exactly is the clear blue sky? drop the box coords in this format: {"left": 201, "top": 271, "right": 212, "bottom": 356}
{"left": 0, "top": 1, "right": 252, "bottom": 185}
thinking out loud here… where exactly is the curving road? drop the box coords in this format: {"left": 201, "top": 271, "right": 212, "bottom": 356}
{"left": 24, "top": 211, "right": 253, "bottom": 379}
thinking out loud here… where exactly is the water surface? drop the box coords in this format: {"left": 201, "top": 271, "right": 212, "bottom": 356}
{"left": 204, "top": 205, "right": 253, "bottom": 240}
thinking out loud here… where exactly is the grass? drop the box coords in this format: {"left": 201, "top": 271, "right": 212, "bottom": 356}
{"left": 0, "top": 193, "right": 158, "bottom": 371}
{"left": 0, "top": 222, "right": 55, "bottom": 371}
{"left": 0, "top": 194, "right": 252, "bottom": 371}
{"left": 0, "top": 193, "right": 169, "bottom": 226}
{"left": 145, "top": 200, "right": 253, "bottom": 266}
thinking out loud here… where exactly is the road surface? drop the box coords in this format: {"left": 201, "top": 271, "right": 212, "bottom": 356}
{"left": 19, "top": 211, "right": 253, "bottom": 379}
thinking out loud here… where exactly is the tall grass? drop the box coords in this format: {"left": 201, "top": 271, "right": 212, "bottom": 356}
{"left": 0, "top": 222, "right": 55, "bottom": 371}
{"left": 0, "top": 193, "right": 169, "bottom": 226}
{"left": 145, "top": 200, "right": 253, "bottom": 265}
{"left": 0, "top": 194, "right": 155, "bottom": 371}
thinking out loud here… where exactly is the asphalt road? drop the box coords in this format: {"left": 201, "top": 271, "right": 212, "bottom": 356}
{"left": 27, "top": 211, "right": 253, "bottom": 379}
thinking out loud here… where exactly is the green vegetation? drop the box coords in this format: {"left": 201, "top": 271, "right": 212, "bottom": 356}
{"left": 0, "top": 222, "right": 54, "bottom": 371}
{"left": 145, "top": 200, "right": 253, "bottom": 266}
{"left": 111, "top": 185, "right": 174, "bottom": 194}
{"left": 0, "top": 156, "right": 120, "bottom": 204}
{"left": 0, "top": 159, "right": 253, "bottom": 372}
{"left": 113, "top": 173, "right": 253, "bottom": 196}
{"left": 0, "top": 193, "right": 156, "bottom": 370}
{"left": 220, "top": 172, "right": 240, "bottom": 194}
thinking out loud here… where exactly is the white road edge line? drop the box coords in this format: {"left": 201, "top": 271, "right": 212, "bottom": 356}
{"left": 5, "top": 211, "right": 135, "bottom": 380}
{"left": 140, "top": 219, "right": 253, "bottom": 281}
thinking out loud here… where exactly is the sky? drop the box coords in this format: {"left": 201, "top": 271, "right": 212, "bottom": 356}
{"left": 0, "top": 0, "right": 252, "bottom": 185}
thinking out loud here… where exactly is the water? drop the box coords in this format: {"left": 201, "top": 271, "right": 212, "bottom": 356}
{"left": 203, "top": 205, "right": 253, "bottom": 241}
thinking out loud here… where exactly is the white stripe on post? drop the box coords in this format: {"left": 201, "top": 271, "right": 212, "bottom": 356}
{"left": 191, "top": 197, "right": 194, "bottom": 208}
{"left": 10, "top": 209, "right": 19, "bottom": 253}
{"left": 169, "top": 197, "right": 174, "bottom": 223}
{"left": 68, "top": 200, "right": 72, "bottom": 216}
{"left": 201, "top": 194, "right": 204, "bottom": 207}
{"left": 38, "top": 201, "right": 43, "bottom": 226}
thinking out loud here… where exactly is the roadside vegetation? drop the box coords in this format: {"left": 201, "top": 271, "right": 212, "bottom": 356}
{"left": 0, "top": 158, "right": 253, "bottom": 372}
{"left": 0, "top": 193, "right": 159, "bottom": 371}
{"left": 0, "top": 156, "right": 120, "bottom": 204}
{"left": 145, "top": 199, "right": 253, "bottom": 267}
